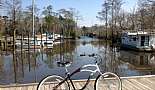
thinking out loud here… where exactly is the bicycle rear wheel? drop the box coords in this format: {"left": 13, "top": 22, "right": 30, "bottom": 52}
{"left": 95, "top": 72, "right": 122, "bottom": 90}
{"left": 37, "top": 75, "right": 69, "bottom": 90}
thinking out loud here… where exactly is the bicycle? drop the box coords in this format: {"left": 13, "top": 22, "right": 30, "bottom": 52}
{"left": 37, "top": 53, "right": 122, "bottom": 90}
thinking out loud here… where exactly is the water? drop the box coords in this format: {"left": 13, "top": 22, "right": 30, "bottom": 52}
{"left": 0, "top": 36, "right": 155, "bottom": 85}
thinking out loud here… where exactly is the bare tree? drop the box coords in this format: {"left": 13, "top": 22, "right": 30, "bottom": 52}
{"left": 3, "top": 0, "right": 22, "bottom": 35}
{"left": 97, "top": 0, "right": 111, "bottom": 39}
{"left": 97, "top": 0, "right": 123, "bottom": 40}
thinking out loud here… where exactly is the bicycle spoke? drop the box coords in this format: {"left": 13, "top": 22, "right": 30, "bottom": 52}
{"left": 37, "top": 75, "right": 69, "bottom": 90}
{"left": 96, "top": 73, "right": 122, "bottom": 90}
{"left": 99, "top": 79, "right": 119, "bottom": 90}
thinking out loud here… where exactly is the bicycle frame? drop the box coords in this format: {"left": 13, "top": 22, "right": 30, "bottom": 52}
{"left": 54, "top": 55, "right": 103, "bottom": 90}
{"left": 53, "top": 66, "right": 92, "bottom": 90}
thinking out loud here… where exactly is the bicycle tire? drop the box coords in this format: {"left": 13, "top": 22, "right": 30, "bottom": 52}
{"left": 95, "top": 72, "right": 122, "bottom": 90}
{"left": 37, "top": 75, "right": 69, "bottom": 90}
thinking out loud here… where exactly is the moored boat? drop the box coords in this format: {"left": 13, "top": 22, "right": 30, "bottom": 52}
{"left": 16, "top": 33, "right": 54, "bottom": 49}
{"left": 121, "top": 31, "right": 155, "bottom": 52}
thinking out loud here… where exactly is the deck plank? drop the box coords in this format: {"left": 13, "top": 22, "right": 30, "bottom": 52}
{"left": 137, "top": 78, "right": 155, "bottom": 89}
{"left": 129, "top": 79, "right": 151, "bottom": 90}
{"left": 1, "top": 75, "right": 155, "bottom": 90}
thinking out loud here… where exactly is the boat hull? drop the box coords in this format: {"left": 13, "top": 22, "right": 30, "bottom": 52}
{"left": 120, "top": 44, "right": 155, "bottom": 52}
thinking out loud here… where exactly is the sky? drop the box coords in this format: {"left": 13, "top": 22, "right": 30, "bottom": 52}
{"left": 21, "top": 0, "right": 138, "bottom": 27}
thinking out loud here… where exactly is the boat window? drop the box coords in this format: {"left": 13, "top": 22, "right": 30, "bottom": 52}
{"left": 129, "top": 36, "right": 132, "bottom": 41}
{"left": 8, "top": 42, "right": 11, "bottom": 44}
{"left": 44, "top": 42, "right": 52, "bottom": 44}
{"left": 133, "top": 37, "right": 136, "bottom": 41}
{"left": 49, "top": 37, "right": 53, "bottom": 39}
{"left": 141, "top": 36, "right": 145, "bottom": 46}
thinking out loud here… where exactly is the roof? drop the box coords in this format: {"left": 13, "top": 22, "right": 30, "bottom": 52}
{"left": 124, "top": 31, "right": 148, "bottom": 36}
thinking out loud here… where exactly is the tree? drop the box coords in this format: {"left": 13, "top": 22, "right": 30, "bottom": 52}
{"left": 3, "top": 0, "right": 22, "bottom": 36}
{"left": 58, "top": 8, "right": 77, "bottom": 37}
{"left": 42, "top": 5, "right": 57, "bottom": 33}
{"left": 42, "top": 5, "right": 53, "bottom": 16}
{"left": 81, "top": 26, "right": 88, "bottom": 36}
{"left": 135, "top": 0, "right": 155, "bottom": 32}
{"left": 23, "top": 5, "right": 40, "bottom": 35}
{"left": 97, "top": 0, "right": 111, "bottom": 39}
{"left": 97, "top": 0, "right": 123, "bottom": 39}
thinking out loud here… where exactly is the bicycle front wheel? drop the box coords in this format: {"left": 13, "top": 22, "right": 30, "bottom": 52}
{"left": 37, "top": 75, "right": 69, "bottom": 90}
{"left": 95, "top": 72, "right": 122, "bottom": 90}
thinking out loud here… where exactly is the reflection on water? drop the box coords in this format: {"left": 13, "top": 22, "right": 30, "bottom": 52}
{"left": 119, "top": 51, "right": 155, "bottom": 76}
{"left": 0, "top": 36, "right": 155, "bottom": 85}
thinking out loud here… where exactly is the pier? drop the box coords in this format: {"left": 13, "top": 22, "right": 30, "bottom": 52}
{"left": 0, "top": 75, "right": 155, "bottom": 90}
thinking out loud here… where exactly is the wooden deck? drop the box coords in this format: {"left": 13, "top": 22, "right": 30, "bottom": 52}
{"left": 0, "top": 75, "right": 155, "bottom": 90}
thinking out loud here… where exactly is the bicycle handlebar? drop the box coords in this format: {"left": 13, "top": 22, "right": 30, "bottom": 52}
{"left": 80, "top": 53, "right": 96, "bottom": 57}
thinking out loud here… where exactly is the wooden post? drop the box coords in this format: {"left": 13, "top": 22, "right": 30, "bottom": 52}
{"left": 28, "top": 31, "right": 31, "bottom": 71}
{"left": 41, "top": 25, "right": 43, "bottom": 49}
{"left": 21, "top": 32, "right": 24, "bottom": 77}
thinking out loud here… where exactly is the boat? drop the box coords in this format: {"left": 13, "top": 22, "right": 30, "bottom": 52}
{"left": 16, "top": 34, "right": 54, "bottom": 49}
{"left": 35, "top": 34, "right": 54, "bottom": 48}
{"left": 121, "top": 31, "right": 155, "bottom": 52}
{"left": 50, "top": 33, "right": 63, "bottom": 40}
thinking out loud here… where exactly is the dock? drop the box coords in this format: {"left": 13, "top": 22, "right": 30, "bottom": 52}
{"left": 0, "top": 75, "right": 155, "bottom": 90}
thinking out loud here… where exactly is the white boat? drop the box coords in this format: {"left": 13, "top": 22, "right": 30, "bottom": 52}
{"left": 50, "top": 33, "right": 63, "bottom": 40}
{"left": 36, "top": 35, "right": 54, "bottom": 48}
{"left": 121, "top": 31, "right": 155, "bottom": 51}
{"left": 16, "top": 34, "right": 54, "bottom": 49}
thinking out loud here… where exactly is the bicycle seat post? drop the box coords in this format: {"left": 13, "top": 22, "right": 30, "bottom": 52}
{"left": 56, "top": 61, "right": 71, "bottom": 75}
{"left": 64, "top": 64, "right": 70, "bottom": 75}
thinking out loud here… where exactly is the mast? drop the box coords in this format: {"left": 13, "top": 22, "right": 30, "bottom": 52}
{"left": 32, "top": 0, "right": 35, "bottom": 36}
{"left": 32, "top": 0, "right": 37, "bottom": 82}
{"left": 32, "top": 0, "right": 36, "bottom": 52}
{"left": 105, "top": 0, "right": 108, "bottom": 40}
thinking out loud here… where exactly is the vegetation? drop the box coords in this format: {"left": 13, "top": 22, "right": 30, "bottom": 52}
{"left": 0, "top": 0, "right": 79, "bottom": 38}
{"left": 93, "top": 0, "right": 155, "bottom": 40}
{"left": 96, "top": 0, "right": 123, "bottom": 40}
{"left": 1, "top": 0, "right": 155, "bottom": 39}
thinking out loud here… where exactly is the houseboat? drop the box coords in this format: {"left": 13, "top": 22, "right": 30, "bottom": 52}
{"left": 121, "top": 31, "right": 155, "bottom": 51}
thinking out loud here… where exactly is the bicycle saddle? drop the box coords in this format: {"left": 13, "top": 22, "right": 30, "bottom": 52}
{"left": 57, "top": 61, "right": 71, "bottom": 66}
{"left": 88, "top": 53, "right": 95, "bottom": 57}
{"left": 80, "top": 54, "right": 86, "bottom": 56}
